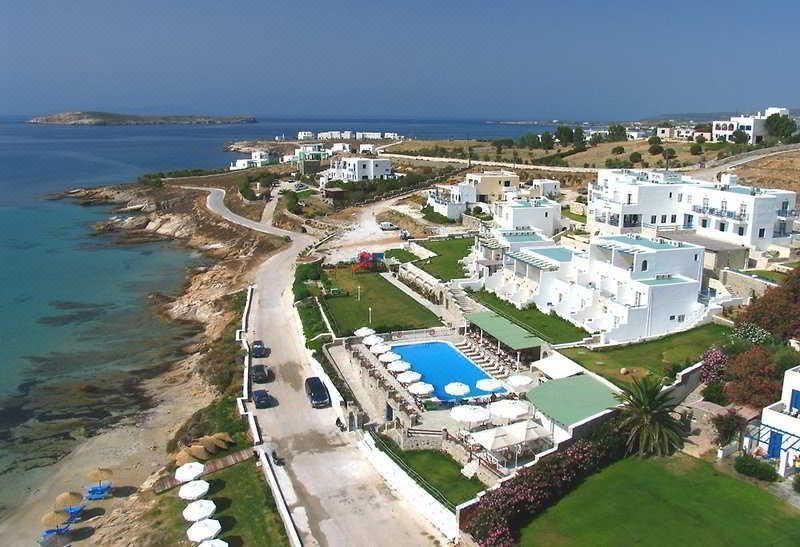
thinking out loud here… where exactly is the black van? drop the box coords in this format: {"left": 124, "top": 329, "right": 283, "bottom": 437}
{"left": 304, "top": 377, "right": 330, "bottom": 408}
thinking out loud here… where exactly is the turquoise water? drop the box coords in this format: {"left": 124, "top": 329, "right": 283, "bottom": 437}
{"left": 390, "top": 341, "right": 505, "bottom": 401}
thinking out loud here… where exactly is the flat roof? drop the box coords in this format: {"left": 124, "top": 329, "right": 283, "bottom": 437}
{"left": 660, "top": 231, "right": 745, "bottom": 252}
{"left": 464, "top": 311, "right": 544, "bottom": 350}
{"left": 526, "top": 374, "right": 619, "bottom": 427}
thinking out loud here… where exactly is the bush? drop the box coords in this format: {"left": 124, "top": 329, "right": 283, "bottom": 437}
{"left": 629, "top": 151, "right": 642, "bottom": 163}
{"left": 648, "top": 144, "right": 664, "bottom": 155}
{"left": 611, "top": 145, "right": 625, "bottom": 155}
{"left": 734, "top": 455, "right": 779, "bottom": 482}
{"left": 702, "top": 382, "right": 729, "bottom": 406}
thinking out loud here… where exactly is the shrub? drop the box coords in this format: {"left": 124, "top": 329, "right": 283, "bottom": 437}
{"left": 734, "top": 455, "right": 779, "bottom": 482}
{"left": 629, "top": 151, "right": 642, "bottom": 163}
{"left": 702, "top": 382, "right": 729, "bottom": 406}
{"left": 711, "top": 410, "right": 745, "bottom": 446}
{"left": 648, "top": 144, "right": 664, "bottom": 155}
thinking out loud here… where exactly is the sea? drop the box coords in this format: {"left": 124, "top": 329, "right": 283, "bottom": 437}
{"left": 0, "top": 115, "right": 553, "bottom": 519}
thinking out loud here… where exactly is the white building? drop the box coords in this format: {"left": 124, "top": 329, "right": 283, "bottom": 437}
{"left": 712, "top": 107, "right": 790, "bottom": 144}
{"left": 426, "top": 170, "right": 521, "bottom": 220}
{"left": 359, "top": 143, "right": 376, "bottom": 154}
{"left": 745, "top": 364, "right": 800, "bottom": 477}
{"left": 481, "top": 234, "right": 718, "bottom": 344}
{"left": 229, "top": 150, "right": 278, "bottom": 170}
{"left": 319, "top": 156, "right": 394, "bottom": 187}
{"left": 297, "top": 131, "right": 315, "bottom": 140}
{"left": 587, "top": 169, "right": 797, "bottom": 252}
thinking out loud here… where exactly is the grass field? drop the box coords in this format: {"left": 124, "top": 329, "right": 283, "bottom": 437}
{"left": 141, "top": 460, "right": 289, "bottom": 546}
{"left": 561, "top": 323, "right": 730, "bottom": 384}
{"left": 519, "top": 455, "right": 800, "bottom": 546}
{"left": 471, "top": 290, "right": 588, "bottom": 344}
{"left": 417, "top": 238, "right": 473, "bottom": 280}
{"left": 378, "top": 436, "right": 484, "bottom": 507}
{"left": 322, "top": 267, "right": 441, "bottom": 336}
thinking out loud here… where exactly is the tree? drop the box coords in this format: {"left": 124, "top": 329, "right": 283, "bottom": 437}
{"left": 573, "top": 127, "right": 586, "bottom": 151}
{"left": 648, "top": 144, "right": 664, "bottom": 155}
{"left": 725, "top": 346, "right": 781, "bottom": 407}
{"left": 540, "top": 132, "right": 555, "bottom": 150}
{"left": 629, "top": 151, "right": 642, "bottom": 163}
{"left": 765, "top": 113, "right": 797, "bottom": 141}
{"left": 731, "top": 129, "right": 750, "bottom": 145}
{"left": 612, "top": 145, "right": 625, "bottom": 155}
{"left": 615, "top": 376, "right": 686, "bottom": 457}
{"left": 556, "top": 126, "right": 574, "bottom": 145}
{"left": 648, "top": 136, "right": 662, "bottom": 146}
{"left": 607, "top": 124, "right": 627, "bottom": 142}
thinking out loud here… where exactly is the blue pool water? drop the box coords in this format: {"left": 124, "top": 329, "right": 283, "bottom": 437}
{"left": 390, "top": 341, "right": 505, "bottom": 401}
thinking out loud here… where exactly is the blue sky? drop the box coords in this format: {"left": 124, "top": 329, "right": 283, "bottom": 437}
{"left": 2, "top": 0, "right": 798, "bottom": 120}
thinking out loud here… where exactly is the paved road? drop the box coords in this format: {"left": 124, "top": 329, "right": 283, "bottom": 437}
{"left": 189, "top": 186, "right": 441, "bottom": 546}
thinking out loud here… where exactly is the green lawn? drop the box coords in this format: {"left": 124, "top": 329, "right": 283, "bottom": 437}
{"left": 142, "top": 460, "right": 289, "bottom": 546}
{"left": 520, "top": 455, "right": 800, "bottom": 547}
{"left": 471, "top": 290, "right": 588, "bottom": 344}
{"left": 322, "top": 267, "right": 441, "bottom": 336}
{"left": 560, "top": 208, "right": 587, "bottom": 223}
{"left": 417, "top": 238, "right": 474, "bottom": 280}
{"left": 384, "top": 248, "right": 419, "bottom": 263}
{"left": 747, "top": 269, "right": 787, "bottom": 284}
{"left": 377, "top": 435, "right": 484, "bottom": 507}
{"left": 561, "top": 323, "right": 730, "bottom": 384}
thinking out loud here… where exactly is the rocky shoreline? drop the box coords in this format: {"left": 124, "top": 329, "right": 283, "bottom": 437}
{"left": 0, "top": 182, "right": 282, "bottom": 545}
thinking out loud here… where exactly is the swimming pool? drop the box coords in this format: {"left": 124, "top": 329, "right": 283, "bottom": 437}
{"left": 390, "top": 341, "right": 505, "bottom": 401}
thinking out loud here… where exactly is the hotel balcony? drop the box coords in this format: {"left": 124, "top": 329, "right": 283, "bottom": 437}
{"left": 691, "top": 205, "right": 748, "bottom": 222}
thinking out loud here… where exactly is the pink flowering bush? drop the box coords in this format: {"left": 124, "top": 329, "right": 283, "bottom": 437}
{"left": 465, "top": 432, "right": 626, "bottom": 545}
{"left": 699, "top": 347, "right": 728, "bottom": 384}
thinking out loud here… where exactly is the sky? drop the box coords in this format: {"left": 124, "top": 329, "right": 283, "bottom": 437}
{"left": 2, "top": 0, "right": 799, "bottom": 120}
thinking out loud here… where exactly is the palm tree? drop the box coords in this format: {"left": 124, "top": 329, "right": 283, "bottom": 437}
{"left": 614, "top": 376, "right": 686, "bottom": 457}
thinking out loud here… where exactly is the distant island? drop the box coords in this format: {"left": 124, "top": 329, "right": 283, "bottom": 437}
{"left": 27, "top": 111, "right": 257, "bottom": 126}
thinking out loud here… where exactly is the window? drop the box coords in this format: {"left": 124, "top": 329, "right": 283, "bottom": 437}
{"left": 758, "top": 227, "right": 766, "bottom": 238}
{"left": 661, "top": 214, "right": 667, "bottom": 223}
{"left": 719, "top": 222, "right": 726, "bottom": 232}
{"left": 701, "top": 219, "right": 708, "bottom": 228}
{"left": 670, "top": 214, "right": 677, "bottom": 223}
{"left": 650, "top": 215, "right": 657, "bottom": 224}
{"left": 641, "top": 260, "right": 648, "bottom": 272}
{"left": 738, "top": 226, "right": 745, "bottom": 236}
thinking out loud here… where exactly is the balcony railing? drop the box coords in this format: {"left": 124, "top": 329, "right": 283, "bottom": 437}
{"left": 691, "top": 205, "right": 748, "bottom": 221}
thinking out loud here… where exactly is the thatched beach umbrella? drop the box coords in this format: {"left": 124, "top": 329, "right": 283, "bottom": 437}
{"left": 55, "top": 492, "right": 83, "bottom": 508}
{"left": 175, "top": 450, "right": 198, "bottom": 466}
{"left": 87, "top": 467, "right": 113, "bottom": 486}
{"left": 186, "top": 445, "right": 210, "bottom": 460}
{"left": 41, "top": 510, "right": 70, "bottom": 528}
{"left": 199, "top": 435, "right": 228, "bottom": 450}
{"left": 212, "top": 432, "right": 233, "bottom": 444}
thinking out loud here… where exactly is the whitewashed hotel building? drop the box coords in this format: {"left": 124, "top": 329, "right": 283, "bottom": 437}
{"left": 587, "top": 170, "right": 797, "bottom": 253}
{"left": 481, "top": 234, "right": 718, "bottom": 344}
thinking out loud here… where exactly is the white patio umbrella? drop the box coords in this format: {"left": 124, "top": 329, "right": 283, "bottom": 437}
{"left": 362, "top": 334, "right": 383, "bottom": 346}
{"left": 450, "top": 405, "right": 491, "bottom": 426}
{"left": 182, "top": 499, "right": 216, "bottom": 522}
{"left": 444, "top": 382, "right": 470, "bottom": 397}
{"left": 488, "top": 399, "right": 532, "bottom": 421}
{"left": 354, "top": 327, "right": 375, "bottom": 337}
{"left": 506, "top": 374, "right": 534, "bottom": 391}
{"left": 178, "top": 480, "right": 210, "bottom": 501}
{"left": 174, "top": 462, "right": 205, "bottom": 483}
{"left": 378, "top": 351, "right": 401, "bottom": 363}
{"left": 198, "top": 540, "right": 229, "bottom": 547}
{"left": 408, "top": 382, "right": 434, "bottom": 396}
{"left": 397, "top": 371, "right": 422, "bottom": 384}
{"left": 387, "top": 360, "right": 411, "bottom": 373}
{"left": 186, "top": 518, "right": 222, "bottom": 543}
{"left": 370, "top": 343, "right": 391, "bottom": 354}
{"left": 476, "top": 378, "right": 505, "bottom": 392}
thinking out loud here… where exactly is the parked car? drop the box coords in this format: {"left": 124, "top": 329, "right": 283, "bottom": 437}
{"left": 251, "top": 340, "right": 267, "bottom": 358}
{"left": 304, "top": 377, "right": 330, "bottom": 408}
{"left": 252, "top": 389, "right": 272, "bottom": 409}
{"left": 251, "top": 364, "right": 270, "bottom": 383}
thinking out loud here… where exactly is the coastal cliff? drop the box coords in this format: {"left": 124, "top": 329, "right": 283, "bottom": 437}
{"left": 28, "top": 111, "right": 257, "bottom": 126}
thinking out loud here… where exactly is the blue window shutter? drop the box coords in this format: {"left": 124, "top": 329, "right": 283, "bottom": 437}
{"left": 768, "top": 431, "right": 783, "bottom": 459}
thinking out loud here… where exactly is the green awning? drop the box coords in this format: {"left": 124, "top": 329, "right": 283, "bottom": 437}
{"left": 464, "top": 311, "right": 544, "bottom": 350}
{"left": 526, "top": 374, "right": 619, "bottom": 427}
